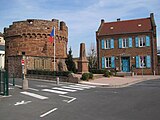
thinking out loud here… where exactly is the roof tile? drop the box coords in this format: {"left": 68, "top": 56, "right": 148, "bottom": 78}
{"left": 99, "top": 18, "right": 152, "bottom": 36}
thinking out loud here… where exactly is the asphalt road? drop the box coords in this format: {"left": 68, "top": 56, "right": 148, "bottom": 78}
{"left": 0, "top": 78, "right": 160, "bottom": 120}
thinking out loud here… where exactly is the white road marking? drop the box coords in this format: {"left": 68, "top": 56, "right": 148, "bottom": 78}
{"left": 62, "top": 86, "right": 84, "bottom": 90}
{"left": 69, "top": 85, "right": 91, "bottom": 89}
{"left": 59, "top": 95, "right": 77, "bottom": 103}
{"left": 21, "top": 91, "right": 48, "bottom": 100}
{"left": 67, "top": 98, "right": 76, "bottom": 103}
{"left": 14, "top": 100, "right": 32, "bottom": 106}
{"left": 76, "top": 84, "right": 96, "bottom": 88}
{"left": 9, "top": 83, "right": 39, "bottom": 91}
{"left": 52, "top": 87, "right": 77, "bottom": 92}
{"left": 40, "top": 108, "right": 58, "bottom": 118}
{"left": 9, "top": 87, "right": 14, "bottom": 90}
{"left": 36, "top": 85, "right": 48, "bottom": 87}
{"left": 42, "top": 89, "right": 68, "bottom": 94}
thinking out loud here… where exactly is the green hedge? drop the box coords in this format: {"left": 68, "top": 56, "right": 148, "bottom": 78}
{"left": 81, "top": 73, "right": 93, "bottom": 81}
{"left": 89, "top": 69, "right": 106, "bottom": 74}
{"left": 27, "top": 70, "right": 72, "bottom": 77}
{"left": 104, "top": 71, "right": 110, "bottom": 77}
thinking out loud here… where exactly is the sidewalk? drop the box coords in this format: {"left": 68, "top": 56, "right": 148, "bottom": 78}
{"left": 80, "top": 75, "right": 160, "bottom": 88}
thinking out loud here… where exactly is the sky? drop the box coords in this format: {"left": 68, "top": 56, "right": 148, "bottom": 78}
{"left": 0, "top": 0, "right": 160, "bottom": 57}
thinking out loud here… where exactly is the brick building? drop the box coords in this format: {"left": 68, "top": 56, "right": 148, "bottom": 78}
{"left": 96, "top": 13, "right": 157, "bottom": 75}
{"left": 4, "top": 19, "right": 68, "bottom": 77}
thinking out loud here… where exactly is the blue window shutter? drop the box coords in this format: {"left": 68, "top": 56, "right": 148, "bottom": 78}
{"left": 101, "top": 39, "right": 105, "bottom": 49}
{"left": 128, "top": 37, "right": 132, "bottom": 47}
{"left": 110, "top": 39, "right": 114, "bottom": 48}
{"left": 146, "top": 36, "right": 150, "bottom": 47}
{"left": 102, "top": 57, "right": 105, "bottom": 69}
{"left": 118, "top": 38, "right": 122, "bottom": 48}
{"left": 135, "top": 56, "right": 139, "bottom": 68}
{"left": 146, "top": 56, "right": 151, "bottom": 68}
{"left": 135, "top": 37, "right": 139, "bottom": 47}
{"left": 111, "top": 56, "right": 115, "bottom": 68}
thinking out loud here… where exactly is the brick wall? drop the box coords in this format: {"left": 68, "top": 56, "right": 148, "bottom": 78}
{"left": 96, "top": 33, "right": 158, "bottom": 75}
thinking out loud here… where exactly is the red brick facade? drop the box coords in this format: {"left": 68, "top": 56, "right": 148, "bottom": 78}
{"left": 96, "top": 13, "right": 158, "bottom": 75}
{"left": 4, "top": 19, "right": 68, "bottom": 77}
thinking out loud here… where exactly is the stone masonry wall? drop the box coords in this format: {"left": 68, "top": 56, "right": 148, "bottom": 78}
{"left": 4, "top": 19, "right": 68, "bottom": 77}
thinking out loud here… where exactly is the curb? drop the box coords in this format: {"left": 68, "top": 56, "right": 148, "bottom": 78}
{"left": 79, "top": 78, "right": 160, "bottom": 88}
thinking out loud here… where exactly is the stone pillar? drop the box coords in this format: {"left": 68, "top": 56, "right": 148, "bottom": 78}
{"left": 78, "top": 43, "right": 89, "bottom": 73}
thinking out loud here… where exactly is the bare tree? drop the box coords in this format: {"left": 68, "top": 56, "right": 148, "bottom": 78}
{"left": 88, "top": 43, "right": 97, "bottom": 70}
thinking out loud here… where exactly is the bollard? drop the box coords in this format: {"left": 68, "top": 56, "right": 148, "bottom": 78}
{"left": 56, "top": 77, "right": 59, "bottom": 85}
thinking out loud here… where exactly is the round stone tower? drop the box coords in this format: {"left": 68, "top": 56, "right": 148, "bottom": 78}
{"left": 4, "top": 19, "right": 68, "bottom": 77}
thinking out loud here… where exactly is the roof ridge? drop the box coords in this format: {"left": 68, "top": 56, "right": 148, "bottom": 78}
{"left": 104, "top": 17, "right": 150, "bottom": 24}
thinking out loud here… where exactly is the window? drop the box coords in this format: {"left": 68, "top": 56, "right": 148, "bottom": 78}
{"left": 106, "top": 57, "right": 111, "bottom": 68}
{"left": 135, "top": 36, "right": 150, "bottom": 47}
{"left": 122, "top": 38, "right": 129, "bottom": 48}
{"left": 101, "top": 39, "right": 114, "bottom": 49}
{"left": 136, "top": 55, "right": 151, "bottom": 68}
{"left": 119, "top": 37, "right": 132, "bottom": 48}
{"left": 139, "top": 56, "right": 146, "bottom": 68}
{"left": 139, "top": 37, "right": 146, "bottom": 47}
{"left": 105, "top": 40, "right": 110, "bottom": 49}
{"left": 102, "top": 56, "right": 115, "bottom": 69}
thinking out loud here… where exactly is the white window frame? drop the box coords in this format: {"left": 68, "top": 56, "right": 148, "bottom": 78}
{"left": 139, "top": 36, "right": 146, "bottom": 47}
{"left": 105, "top": 57, "right": 111, "bottom": 68}
{"left": 122, "top": 38, "right": 129, "bottom": 48}
{"left": 139, "top": 56, "right": 146, "bottom": 68}
{"left": 105, "top": 39, "right": 111, "bottom": 49}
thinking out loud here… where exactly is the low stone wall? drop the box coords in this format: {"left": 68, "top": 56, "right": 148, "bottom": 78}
{"left": 26, "top": 73, "right": 80, "bottom": 83}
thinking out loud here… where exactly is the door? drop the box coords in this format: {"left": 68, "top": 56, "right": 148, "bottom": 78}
{"left": 122, "top": 57, "right": 130, "bottom": 72}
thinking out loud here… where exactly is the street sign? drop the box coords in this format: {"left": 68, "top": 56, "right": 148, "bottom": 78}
{"left": 21, "top": 59, "right": 24, "bottom": 65}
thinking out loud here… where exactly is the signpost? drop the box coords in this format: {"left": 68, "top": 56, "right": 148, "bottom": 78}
{"left": 22, "top": 54, "right": 28, "bottom": 90}
{"left": 21, "top": 59, "right": 24, "bottom": 66}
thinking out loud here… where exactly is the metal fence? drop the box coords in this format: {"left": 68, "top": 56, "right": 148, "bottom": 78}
{"left": 0, "top": 70, "right": 9, "bottom": 96}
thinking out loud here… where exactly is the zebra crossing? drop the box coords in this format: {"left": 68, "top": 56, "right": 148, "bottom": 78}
{"left": 20, "top": 84, "right": 96, "bottom": 100}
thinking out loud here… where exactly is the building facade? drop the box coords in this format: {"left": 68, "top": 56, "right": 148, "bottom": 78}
{"left": 4, "top": 19, "right": 68, "bottom": 77}
{"left": 0, "top": 32, "right": 5, "bottom": 69}
{"left": 96, "top": 13, "right": 157, "bottom": 75}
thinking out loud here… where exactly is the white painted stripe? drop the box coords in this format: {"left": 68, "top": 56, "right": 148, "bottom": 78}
{"left": 69, "top": 85, "right": 91, "bottom": 89}
{"left": 76, "top": 84, "right": 96, "bottom": 88}
{"left": 15, "top": 85, "right": 22, "bottom": 88}
{"left": 9, "top": 83, "right": 21, "bottom": 88}
{"left": 52, "top": 87, "right": 77, "bottom": 92}
{"left": 40, "top": 108, "right": 57, "bottom": 118}
{"left": 67, "top": 98, "right": 76, "bottom": 103}
{"left": 9, "top": 83, "right": 39, "bottom": 91}
{"left": 59, "top": 95, "right": 77, "bottom": 103}
{"left": 21, "top": 91, "right": 48, "bottom": 100}
{"left": 42, "top": 89, "right": 68, "bottom": 94}
{"left": 59, "top": 95, "right": 75, "bottom": 99}
{"left": 62, "top": 86, "right": 84, "bottom": 90}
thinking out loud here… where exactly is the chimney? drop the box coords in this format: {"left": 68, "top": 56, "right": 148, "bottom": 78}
{"left": 101, "top": 19, "right": 105, "bottom": 24}
{"left": 150, "top": 13, "right": 156, "bottom": 27}
{"left": 117, "top": 18, "right": 121, "bottom": 21}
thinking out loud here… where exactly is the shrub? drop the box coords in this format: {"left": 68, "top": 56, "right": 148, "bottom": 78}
{"left": 81, "top": 73, "right": 90, "bottom": 81}
{"left": 89, "top": 73, "right": 93, "bottom": 79}
{"left": 104, "top": 70, "right": 110, "bottom": 77}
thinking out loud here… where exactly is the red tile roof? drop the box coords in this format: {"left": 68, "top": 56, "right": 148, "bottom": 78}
{"left": 98, "top": 18, "right": 152, "bottom": 36}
